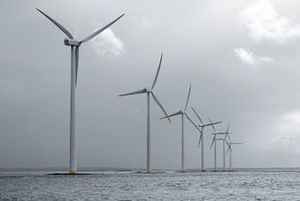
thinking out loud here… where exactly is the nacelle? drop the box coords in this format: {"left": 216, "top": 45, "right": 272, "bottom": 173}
{"left": 64, "top": 39, "right": 80, "bottom": 46}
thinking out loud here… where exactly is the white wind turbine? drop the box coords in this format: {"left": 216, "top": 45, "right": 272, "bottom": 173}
{"left": 212, "top": 124, "right": 230, "bottom": 171}
{"left": 209, "top": 120, "right": 223, "bottom": 171}
{"left": 36, "top": 8, "right": 125, "bottom": 174}
{"left": 191, "top": 107, "right": 222, "bottom": 171}
{"left": 118, "top": 53, "right": 171, "bottom": 173}
{"left": 161, "top": 84, "right": 201, "bottom": 172}
{"left": 226, "top": 141, "right": 242, "bottom": 171}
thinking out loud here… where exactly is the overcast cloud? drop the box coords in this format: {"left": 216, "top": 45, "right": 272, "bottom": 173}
{"left": 239, "top": 0, "right": 300, "bottom": 43}
{"left": 234, "top": 47, "right": 274, "bottom": 66}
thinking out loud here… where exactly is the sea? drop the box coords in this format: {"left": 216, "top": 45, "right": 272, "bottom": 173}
{"left": 1, "top": 168, "right": 300, "bottom": 200}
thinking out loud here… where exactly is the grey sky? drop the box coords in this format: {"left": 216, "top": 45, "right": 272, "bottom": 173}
{"left": 1, "top": 0, "right": 300, "bottom": 169}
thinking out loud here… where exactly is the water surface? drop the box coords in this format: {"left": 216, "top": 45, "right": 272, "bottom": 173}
{"left": 1, "top": 170, "right": 300, "bottom": 200}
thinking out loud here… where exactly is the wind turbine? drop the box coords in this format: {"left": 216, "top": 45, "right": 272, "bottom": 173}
{"left": 214, "top": 136, "right": 225, "bottom": 171}
{"left": 212, "top": 124, "right": 231, "bottom": 171}
{"left": 209, "top": 120, "right": 223, "bottom": 171}
{"left": 191, "top": 107, "right": 222, "bottom": 171}
{"left": 118, "top": 53, "right": 171, "bottom": 173}
{"left": 161, "top": 84, "right": 201, "bottom": 172}
{"left": 226, "top": 141, "right": 242, "bottom": 171}
{"left": 36, "top": 8, "right": 125, "bottom": 174}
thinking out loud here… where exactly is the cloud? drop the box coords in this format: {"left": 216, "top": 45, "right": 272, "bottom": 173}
{"left": 234, "top": 47, "right": 273, "bottom": 66}
{"left": 89, "top": 23, "right": 125, "bottom": 57}
{"left": 239, "top": 0, "right": 300, "bottom": 43}
{"left": 278, "top": 111, "right": 300, "bottom": 132}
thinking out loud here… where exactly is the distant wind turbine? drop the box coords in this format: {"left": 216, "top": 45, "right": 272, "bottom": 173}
{"left": 161, "top": 84, "right": 201, "bottom": 172}
{"left": 209, "top": 119, "right": 222, "bottom": 171}
{"left": 211, "top": 124, "right": 231, "bottom": 171}
{"left": 226, "top": 141, "right": 242, "bottom": 171}
{"left": 118, "top": 53, "right": 171, "bottom": 173}
{"left": 191, "top": 107, "right": 222, "bottom": 171}
{"left": 36, "top": 8, "right": 125, "bottom": 174}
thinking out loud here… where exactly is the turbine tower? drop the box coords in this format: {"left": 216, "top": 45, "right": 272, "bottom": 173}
{"left": 118, "top": 53, "right": 171, "bottom": 173}
{"left": 212, "top": 124, "right": 231, "bottom": 171}
{"left": 226, "top": 141, "right": 242, "bottom": 171}
{"left": 36, "top": 8, "right": 125, "bottom": 174}
{"left": 161, "top": 84, "right": 201, "bottom": 172}
{"left": 191, "top": 107, "right": 222, "bottom": 171}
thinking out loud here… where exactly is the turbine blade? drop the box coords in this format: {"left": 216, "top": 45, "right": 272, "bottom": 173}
{"left": 191, "top": 106, "right": 203, "bottom": 124}
{"left": 80, "top": 13, "right": 125, "bottom": 43}
{"left": 118, "top": 88, "right": 147, "bottom": 97}
{"left": 227, "top": 134, "right": 231, "bottom": 141}
{"left": 227, "top": 124, "right": 230, "bottom": 133}
{"left": 36, "top": 8, "right": 73, "bottom": 39}
{"left": 226, "top": 145, "right": 231, "bottom": 153}
{"left": 201, "top": 121, "right": 221, "bottom": 127}
{"left": 151, "top": 92, "right": 171, "bottom": 123}
{"left": 225, "top": 133, "right": 228, "bottom": 140}
{"left": 151, "top": 53, "right": 163, "bottom": 90}
{"left": 210, "top": 136, "right": 216, "bottom": 149}
{"left": 75, "top": 47, "right": 79, "bottom": 85}
{"left": 184, "top": 113, "right": 201, "bottom": 133}
{"left": 184, "top": 84, "right": 192, "bottom": 111}
{"left": 226, "top": 124, "right": 231, "bottom": 141}
{"left": 197, "top": 128, "right": 203, "bottom": 147}
{"left": 209, "top": 118, "right": 216, "bottom": 132}
{"left": 225, "top": 139, "right": 230, "bottom": 147}
{"left": 212, "top": 121, "right": 223, "bottom": 126}
{"left": 160, "top": 111, "right": 181, "bottom": 120}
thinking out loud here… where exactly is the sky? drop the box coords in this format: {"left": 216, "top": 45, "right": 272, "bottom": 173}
{"left": 1, "top": 0, "right": 300, "bottom": 169}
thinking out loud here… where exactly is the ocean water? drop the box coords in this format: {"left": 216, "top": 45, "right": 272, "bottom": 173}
{"left": 1, "top": 170, "right": 300, "bottom": 200}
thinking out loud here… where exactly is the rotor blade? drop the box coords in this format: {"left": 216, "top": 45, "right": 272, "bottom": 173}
{"left": 232, "top": 142, "right": 243, "bottom": 145}
{"left": 227, "top": 133, "right": 231, "bottom": 141}
{"left": 227, "top": 124, "right": 230, "bottom": 133}
{"left": 197, "top": 127, "right": 203, "bottom": 147}
{"left": 225, "top": 139, "right": 230, "bottom": 147}
{"left": 36, "top": 8, "right": 73, "bottom": 39}
{"left": 212, "top": 131, "right": 227, "bottom": 135}
{"left": 184, "top": 113, "right": 202, "bottom": 133}
{"left": 191, "top": 107, "right": 203, "bottom": 125}
{"left": 201, "top": 121, "right": 222, "bottom": 127}
{"left": 197, "top": 135, "right": 201, "bottom": 147}
{"left": 80, "top": 13, "right": 125, "bottom": 43}
{"left": 225, "top": 133, "right": 229, "bottom": 140}
{"left": 208, "top": 118, "right": 216, "bottom": 132}
{"left": 151, "top": 53, "right": 163, "bottom": 90}
{"left": 160, "top": 111, "right": 181, "bottom": 120}
{"left": 75, "top": 47, "right": 79, "bottom": 85}
{"left": 118, "top": 88, "right": 147, "bottom": 97}
{"left": 226, "top": 124, "right": 231, "bottom": 141}
{"left": 212, "top": 121, "right": 223, "bottom": 125}
{"left": 151, "top": 92, "right": 171, "bottom": 123}
{"left": 226, "top": 144, "right": 231, "bottom": 153}
{"left": 210, "top": 135, "right": 216, "bottom": 149}
{"left": 184, "top": 84, "right": 192, "bottom": 111}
